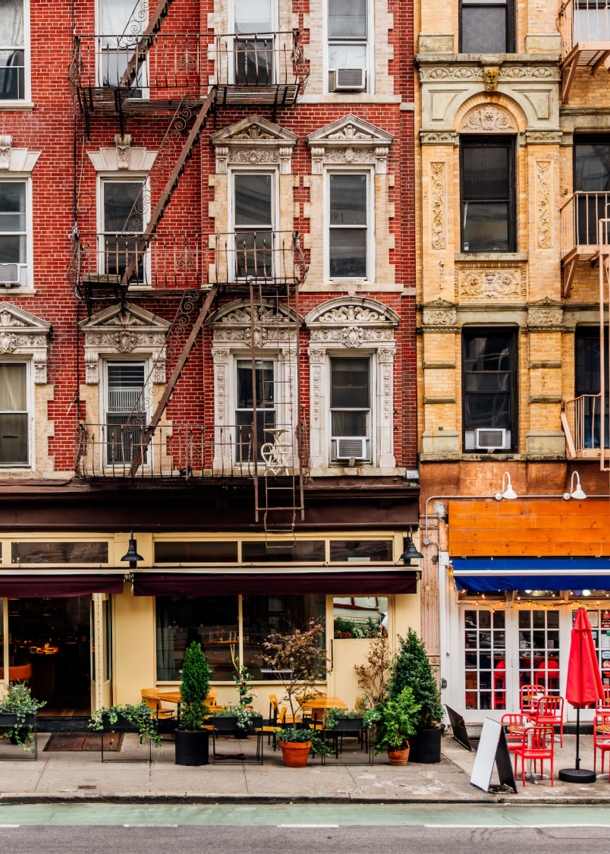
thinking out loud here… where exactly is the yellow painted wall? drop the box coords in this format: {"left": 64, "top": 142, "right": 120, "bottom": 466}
{"left": 112, "top": 585, "right": 156, "bottom": 706}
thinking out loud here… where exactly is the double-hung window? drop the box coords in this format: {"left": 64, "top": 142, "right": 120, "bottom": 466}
{"left": 461, "top": 138, "right": 515, "bottom": 253}
{"left": 233, "top": 0, "right": 274, "bottom": 85}
{"left": 104, "top": 362, "right": 146, "bottom": 466}
{"left": 330, "top": 356, "right": 371, "bottom": 463}
{"left": 0, "top": 362, "right": 28, "bottom": 465}
{"left": 462, "top": 328, "right": 517, "bottom": 453}
{"left": 574, "top": 0, "right": 610, "bottom": 44}
{"left": 574, "top": 135, "right": 610, "bottom": 246}
{"left": 328, "top": 173, "right": 368, "bottom": 280}
{"left": 101, "top": 179, "right": 146, "bottom": 283}
{"left": 328, "top": 0, "right": 368, "bottom": 92}
{"left": 233, "top": 173, "right": 274, "bottom": 279}
{"left": 575, "top": 327, "right": 609, "bottom": 450}
{"left": 0, "top": 181, "right": 27, "bottom": 288}
{"left": 0, "top": 0, "right": 25, "bottom": 100}
{"left": 98, "top": 0, "right": 146, "bottom": 90}
{"left": 460, "top": 0, "right": 513, "bottom": 54}
{"left": 235, "top": 358, "right": 275, "bottom": 462}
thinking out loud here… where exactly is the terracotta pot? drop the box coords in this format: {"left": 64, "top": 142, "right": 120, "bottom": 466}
{"left": 387, "top": 744, "right": 410, "bottom": 766}
{"left": 279, "top": 740, "right": 312, "bottom": 768}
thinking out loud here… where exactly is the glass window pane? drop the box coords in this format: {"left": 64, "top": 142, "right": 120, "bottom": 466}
{"left": 0, "top": 51, "right": 24, "bottom": 100}
{"left": 156, "top": 596, "right": 239, "bottom": 681}
{"left": 329, "top": 540, "right": 392, "bottom": 562}
{"left": 331, "top": 410, "right": 368, "bottom": 436}
{"left": 243, "top": 541, "right": 326, "bottom": 563}
{"left": 464, "top": 394, "right": 511, "bottom": 429}
{"left": 329, "top": 43, "right": 367, "bottom": 69}
{"left": 328, "top": 0, "right": 367, "bottom": 38}
{"left": 463, "top": 147, "right": 509, "bottom": 201}
{"left": 334, "top": 596, "right": 388, "bottom": 638}
{"left": 330, "top": 174, "right": 367, "bottom": 225}
{"left": 331, "top": 358, "right": 369, "bottom": 408}
{"left": 0, "top": 234, "right": 25, "bottom": 263}
{"left": 463, "top": 202, "right": 509, "bottom": 252}
{"left": 11, "top": 541, "right": 109, "bottom": 563}
{"left": 329, "top": 229, "right": 367, "bottom": 277}
{"left": 101, "top": 0, "right": 145, "bottom": 35}
{"left": 236, "top": 359, "right": 274, "bottom": 408}
{"left": 104, "top": 182, "right": 144, "bottom": 233}
{"left": 461, "top": 6, "right": 507, "bottom": 53}
{"left": 234, "top": 174, "right": 272, "bottom": 226}
{"left": 0, "top": 0, "right": 24, "bottom": 47}
{"left": 574, "top": 141, "right": 610, "bottom": 192}
{"left": 0, "top": 181, "right": 25, "bottom": 218}
{"left": 0, "top": 363, "right": 26, "bottom": 410}
{"left": 479, "top": 611, "right": 491, "bottom": 629}
{"left": 0, "top": 411, "right": 27, "bottom": 462}
{"left": 154, "top": 541, "right": 238, "bottom": 563}
{"left": 464, "top": 335, "right": 511, "bottom": 372}
{"left": 234, "top": 0, "right": 272, "bottom": 32}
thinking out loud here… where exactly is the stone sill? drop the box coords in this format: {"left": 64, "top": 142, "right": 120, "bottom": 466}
{"left": 309, "top": 466, "right": 406, "bottom": 478}
{"left": 0, "top": 288, "right": 36, "bottom": 297}
{"left": 417, "top": 53, "right": 560, "bottom": 64}
{"left": 455, "top": 253, "right": 528, "bottom": 263}
{"left": 0, "top": 102, "right": 35, "bottom": 111}
{"left": 420, "top": 453, "right": 567, "bottom": 463}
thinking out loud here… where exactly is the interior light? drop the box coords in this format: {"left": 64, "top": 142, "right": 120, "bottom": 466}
{"left": 583, "top": 590, "right": 592, "bottom": 597}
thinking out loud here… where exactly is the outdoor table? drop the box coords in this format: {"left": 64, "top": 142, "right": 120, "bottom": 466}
{"left": 156, "top": 690, "right": 223, "bottom": 713}
{"left": 300, "top": 696, "right": 348, "bottom": 722}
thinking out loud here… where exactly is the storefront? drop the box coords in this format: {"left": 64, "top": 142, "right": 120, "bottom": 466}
{"left": 439, "top": 499, "right": 610, "bottom": 723}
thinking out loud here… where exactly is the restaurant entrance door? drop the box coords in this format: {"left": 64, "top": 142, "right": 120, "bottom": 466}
{"left": 90, "top": 593, "right": 113, "bottom": 712}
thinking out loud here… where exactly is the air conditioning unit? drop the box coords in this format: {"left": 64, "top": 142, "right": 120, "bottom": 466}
{"left": 330, "top": 67, "right": 366, "bottom": 91}
{"left": 0, "top": 264, "right": 20, "bottom": 288}
{"left": 333, "top": 436, "right": 367, "bottom": 460}
{"left": 474, "top": 428, "right": 510, "bottom": 451}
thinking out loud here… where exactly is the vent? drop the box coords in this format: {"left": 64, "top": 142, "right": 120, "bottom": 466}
{"left": 0, "top": 264, "right": 20, "bottom": 287}
{"left": 474, "top": 428, "right": 509, "bottom": 451}
{"left": 330, "top": 68, "right": 366, "bottom": 91}
{"left": 334, "top": 436, "right": 367, "bottom": 460}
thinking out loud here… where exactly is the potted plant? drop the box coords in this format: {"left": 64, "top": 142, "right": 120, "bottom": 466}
{"left": 175, "top": 640, "right": 212, "bottom": 766}
{"left": 375, "top": 686, "right": 421, "bottom": 766}
{"left": 262, "top": 619, "right": 326, "bottom": 767}
{"left": 89, "top": 702, "right": 162, "bottom": 749}
{"left": 0, "top": 683, "right": 45, "bottom": 752}
{"left": 323, "top": 707, "right": 363, "bottom": 733}
{"left": 388, "top": 629, "right": 444, "bottom": 763}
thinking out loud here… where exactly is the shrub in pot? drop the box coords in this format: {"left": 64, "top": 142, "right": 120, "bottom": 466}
{"left": 375, "top": 686, "right": 421, "bottom": 766}
{"left": 89, "top": 702, "right": 162, "bottom": 749}
{"left": 388, "top": 629, "right": 444, "bottom": 763}
{"left": 0, "top": 683, "right": 45, "bottom": 751}
{"left": 175, "top": 640, "right": 212, "bottom": 766}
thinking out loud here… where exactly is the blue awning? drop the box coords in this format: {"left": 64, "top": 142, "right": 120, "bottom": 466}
{"left": 452, "top": 557, "right": 610, "bottom": 592}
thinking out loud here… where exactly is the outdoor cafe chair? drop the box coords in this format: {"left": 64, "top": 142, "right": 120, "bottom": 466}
{"left": 527, "top": 695, "right": 564, "bottom": 746}
{"left": 500, "top": 713, "right": 529, "bottom": 757}
{"left": 598, "top": 686, "right": 610, "bottom": 712}
{"left": 594, "top": 712, "right": 610, "bottom": 774}
{"left": 141, "top": 689, "right": 176, "bottom": 721}
{"left": 519, "top": 684, "right": 544, "bottom": 714}
{"left": 512, "top": 725, "right": 555, "bottom": 787}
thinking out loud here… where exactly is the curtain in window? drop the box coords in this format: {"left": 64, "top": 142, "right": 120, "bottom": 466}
{"left": 0, "top": 363, "right": 25, "bottom": 411}
{"left": 101, "top": 0, "right": 145, "bottom": 36}
{"left": 0, "top": 0, "right": 24, "bottom": 48}
{"left": 234, "top": 0, "right": 272, "bottom": 33}
{"left": 328, "top": 0, "right": 367, "bottom": 38}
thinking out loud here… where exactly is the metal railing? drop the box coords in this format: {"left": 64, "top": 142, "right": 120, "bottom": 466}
{"left": 560, "top": 191, "right": 610, "bottom": 258}
{"left": 560, "top": 0, "right": 610, "bottom": 56}
{"left": 75, "top": 422, "right": 307, "bottom": 478}
{"left": 563, "top": 394, "right": 609, "bottom": 455}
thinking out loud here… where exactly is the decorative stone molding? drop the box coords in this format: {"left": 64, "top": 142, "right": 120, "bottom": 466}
{"left": 79, "top": 303, "right": 171, "bottom": 385}
{"left": 0, "top": 135, "right": 11, "bottom": 170}
{"left": 527, "top": 298, "right": 563, "bottom": 328}
{"left": 307, "top": 115, "right": 394, "bottom": 175}
{"left": 0, "top": 304, "right": 51, "bottom": 384}
{"left": 88, "top": 144, "right": 157, "bottom": 173}
{"left": 456, "top": 264, "right": 527, "bottom": 301}
{"left": 524, "top": 131, "right": 563, "bottom": 144}
{"left": 208, "top": 299, "right": 300, "bottom": 347}
{"left": 210, "top": 115, "right": 298, "bottom": 175}
{"left": 420, "top": 131, "right": 459, "bottom": 146}
{"left": 422, "top": 299, "right": 457, "bottom": 328}
{"left": 430, "top": 162, "right": 446, "bottom": 250}
{"left": 483, "top": 67, "right": 500, "bottom": 92}
{"left": 536, "top": 161, "right": 553, "bottom": 250}
{"left": 306, "top": 296, "right": 399, "bottom": 347}
{"left": 0, "top": 138, "right": 40, "bottom": 173}
{"left": 114, "top": 134, "right": 132, "bottom": 170}
{"left": 419, "top": 64, "right": 557, "bottom": 83}
{"left": 460, "top": 104, "right": 517, "bottom": 133}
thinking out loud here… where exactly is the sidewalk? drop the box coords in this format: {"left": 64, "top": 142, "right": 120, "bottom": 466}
{"left": 0, "top": 732, "right": 609, "bottom": 804}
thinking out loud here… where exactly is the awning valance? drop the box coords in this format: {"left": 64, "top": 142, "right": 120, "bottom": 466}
{"left": 0, "top": 574, "right": 126, "bottom": 597}
{"left": 452, "top": 557, "right": 610, "bottom": 592}
{"left": 133, "top": 570, "right": 418, "bottom": 596}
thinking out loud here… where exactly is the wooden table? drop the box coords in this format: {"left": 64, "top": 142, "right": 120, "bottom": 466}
{"left": 157, "top": 691, "right": 223, "bottom": 713}
{"left": 300, "top": 696, "right": 348, "bottom": 711}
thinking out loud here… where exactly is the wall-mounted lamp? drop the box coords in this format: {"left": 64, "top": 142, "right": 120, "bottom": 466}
{"left": 400, "top": 527, "right": 424, "bottom": 565}
{"left": 563, "top": 471, "right": 587, "bottom": 501}
{"left": 120, "top": 530, "right": 143, "bottom": 570}
{"left": 495, "top": 471, "right": 517, "bottom": 501}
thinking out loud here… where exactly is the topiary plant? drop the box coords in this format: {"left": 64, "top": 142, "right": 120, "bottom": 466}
{"left": 375, "top": 686, "right": 421, "bottom": 753}
{"left": 388, "top": 629, "right": 443, "bottom": 727}
{"left": 179, "top": 641, "right": 212, "bottom": 732}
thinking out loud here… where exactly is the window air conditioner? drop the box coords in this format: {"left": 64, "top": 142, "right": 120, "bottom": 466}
{"left": 334, "top": 436, "right": 367, "bottom": 460}
{"left": 474, "top": 428, "right": 510, "bottom": 451}
{"left": 330, "top": 68, "right": 366, "bottom": 91}
{"left": 0, "top": 264, "right": 20, "bottom": 288}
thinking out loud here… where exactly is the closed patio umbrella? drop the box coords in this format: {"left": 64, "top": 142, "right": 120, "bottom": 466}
{"left": 559, "top": 607, "right": 604, "bottom": 783}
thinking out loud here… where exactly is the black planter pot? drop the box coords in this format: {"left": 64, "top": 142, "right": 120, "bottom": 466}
{"left": 214, "top": 715, "right": 263, "bottom": 737}
{"left": 175, "top": 729, "right": 209, "bottom": 766}
{"left": 330, "top": 718, "right": 363, "bottom": 733}
{"left": 408, "top": 727, "right": 442, "bottom": 763}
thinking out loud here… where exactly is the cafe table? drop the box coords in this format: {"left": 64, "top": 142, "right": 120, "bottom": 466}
{"left": 157, "top": 690, "right": 224, "bottom": 713}
{"left": 300, "top": 696, "right": 348, "bottom": 721}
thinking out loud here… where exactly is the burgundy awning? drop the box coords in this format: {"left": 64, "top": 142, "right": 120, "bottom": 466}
{"left": 133, "top": 571, "right": 418, "bottom": 596}
{"left": 0, "top": 575, "right": 125, "bottom": 597}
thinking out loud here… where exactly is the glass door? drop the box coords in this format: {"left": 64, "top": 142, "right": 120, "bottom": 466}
{"left": 90, "top": 593, "right": 113, "bottom": 712}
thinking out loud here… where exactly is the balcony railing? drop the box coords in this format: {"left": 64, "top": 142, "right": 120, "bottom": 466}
{"left": 559, "top": 0, "right": 610, "bottom": 98}
{"left": 71, "top": 31, "right": 306, "bottom": 108}
{"left": 560, "top": 191, "right": 610, "bottom": 260}
{"left": 75, "top": 422, "right": 306, "bottom": 478}
{"left": 75, "top": 231, "right": 307, "bottom": 297}
{"left": 562, "top": 394, "right": 610, "bottom": 458}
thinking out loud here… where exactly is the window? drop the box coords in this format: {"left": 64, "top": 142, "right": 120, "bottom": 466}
{"left": 463, "top": 329, "right": 517, "bottom": 452}
{"left": 334, "top": 597, "right": 388, "bottom": 638}
{"left": 235, "top": 358, "right": 275, "bottom": 462}
{"left": 155, "top": 541, "right": 238, "bottom": 563}
{"left": 518, "top": 609, "right": 560, "bottom": 696}
{"left": 0, "top": 362, "right": 28, "bottom": 464}
{"left": 328, "top": 0, "right": 368, "bottom": 91}
{"left": 233, "top": 173, "right": 274, "bottom": 279}
{"left": 0, "top": 0, "right": 25, "bottom": 100}
{"left": 104, "top": 361, "right": 146, "bottom": 465}
{"left": 575, "top": 327, "right": 609, "bottom": 449}
{"left": 12, "top": 542, "right": 108, "bottom": 563}
{"left": 0, "top": 181, "right": 27, "bottom": 288}
{"left": 242, "top": 541, "right": 325, "bottom": 562}
{"left": 461, "top": 138, "right": 515, "bottom": 253}
{"left": 574, "top": 135, "right": 610, "bottom": 245}
{"left": 328, "top": 173, "right": 368, "bottom": 279}
{"left": 101, "top": 180, "right": 146, "bottom": 282}
{"left": 99, "top": 0, "right": 146, "bottom": 89}
{"left": 464, "top": 609, "right": 506, "bottom": 710}
{"left": 233, "top": 0, "right": 274, "bottom": 85}
{"left": 460, "top": 0, "right": 513, "bottom": 53}
{"left": 574, "top": 0, "right": 610, "bottom": 44}
{"left": 330, "top": 356, "right": 371, "bottom": 462}
{"left": 329, "top": 540, "right": 392, "bottom": 562}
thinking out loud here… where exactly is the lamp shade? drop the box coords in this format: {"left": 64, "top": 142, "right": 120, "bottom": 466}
{"left": 400, "top": 536, "right": 423, "bottom": 563}
{"left": 121, "top": 536, "right": 143, "bottom": 565}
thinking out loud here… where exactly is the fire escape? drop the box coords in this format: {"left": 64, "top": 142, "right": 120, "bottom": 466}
{"left": 70, "top": 0, "right": 310, "bottom": 530}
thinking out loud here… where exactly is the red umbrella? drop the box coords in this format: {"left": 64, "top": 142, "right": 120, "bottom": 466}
{"left": 559, "top": 607, "right": 605, "bottom": 784}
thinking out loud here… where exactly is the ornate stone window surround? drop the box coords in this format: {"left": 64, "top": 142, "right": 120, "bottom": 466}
{"left": 305, "top": 297, "right": 399, "bottom": 472}
{"left": 208, "top": 299, "right": 301, "bottom": 472}
{"left": 0, "top": 141, "right": 40, "bottom": 292}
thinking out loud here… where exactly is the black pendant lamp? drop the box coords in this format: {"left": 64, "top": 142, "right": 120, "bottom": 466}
{"left": 121, "top": 531, "right": 143, "bottom": 569}
{"left": 400, "top": 529, "right": 424, "bottom": 565}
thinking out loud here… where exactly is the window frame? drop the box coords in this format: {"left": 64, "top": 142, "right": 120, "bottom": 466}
{"left": 229, "top": 0, "right": 278, "bottom": 86}
{"left": 232, "top": 354, "right": 277, "bottom": 464}
{"left": 97, "top": 175, "right": 149, "bottom": 285}
{"left": 460, "top": 136, "right": 516, "bottom": 254}
{"left": 100, "top": 357, "right": 150, "bottom": 470}
{"left": 0, "top": 176, "right": 32, "bottom": 289}
{"left": 325, "top": 167, "right": 374, "bottom": 283}
{"left": 0, "top": 358, "right": 32, "bottom": 468}
{"left": 329, "top": 353, "right": 372, "bottom": 464}
{"left": 325, "top": 0, "right": 373, "bottom": 94}
{"left": 461, "top": 326, "right": 518, "bottom": 454}
{"left": 458, "top": 0, "right": 514, "bottom": 54}
{"left": 229, "top": 167, "right": 278, "bottom": 283}
{"left": 0, "top": 0, "right": 30, "bottom": 104}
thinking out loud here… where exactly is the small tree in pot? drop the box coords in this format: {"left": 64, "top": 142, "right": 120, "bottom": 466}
{"left": 175, "top": 641, "right": 212, "bottom": 766}
{"left": 376, "top": 686, "right": 421, "bottom": 765}
{"left": 262, "top": 620, "right": 327, "bottom": 767}
{"left": 388, "top": 629, "right": 444, "bottom": 763}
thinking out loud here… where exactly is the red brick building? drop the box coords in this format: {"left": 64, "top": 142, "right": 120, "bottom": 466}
{"left": 0, "top": 0, "right": 418, "bottom": 715}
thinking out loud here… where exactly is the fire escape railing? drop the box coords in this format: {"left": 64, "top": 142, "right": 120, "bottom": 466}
{"left": 559, "top": 0, "right": 610, "bottom": 101}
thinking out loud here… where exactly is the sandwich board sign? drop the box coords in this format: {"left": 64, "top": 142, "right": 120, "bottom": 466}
{"left": 470, "top": 718, "right": 517, "bottom": 793}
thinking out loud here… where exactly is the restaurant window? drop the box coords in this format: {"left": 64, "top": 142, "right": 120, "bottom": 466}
{"left": 235, "top": 358, "right": 275, "bottom": 462}
{"left": 101, "top": 180, "right": 146, "bottom": 282}
{"left": 0, "top": 0, "right": 25, "bottom": 100}
{"left": 233, "top": 173, "right": 274, "bottom": 279}
{"left": 329, "top": 540, "right": 392, "bottom": 562}
{"left": 233, "top": 0, "right": 275, "bottom": 85}
{"left": 154, "top": 541, "right": 238, "bottom": 564}
{"left": 328, "top": 173, "right": 369, "bottom": 280}
{"left": 460, "top": 0, "right": 513, "bottom": 54}
{"left": 574, "top": 135, "right": 610, "bottom": 245}
{"left": 0, "top": 362, "right": 29, "bottom": 465}
{"left": 328, "top": 0, "right": 369, "bottom": 93}
{"left": 461, "top": 138, "right": 515, "bottom": 253}
{"left": 104, "top": 361, "right": 147, "bottom": 466}
{"left": 242, "top": 541, "right": 325, "bottom": 563}
{"left": 333, "top": 596, "right": 388, "bottom": 638}
{"left": 464, "top": 608, "right": 506, "bottom": 710}
{"left": 0, "top": 181, "right": 29, "bottom": 288}
{"left": 12, "top": 541, "right": 108, "bottom": 563}
{"left": 518, "top": 609, "right": 560, "bottom": 695}
{"left": 462, "top": 328, "right": 517, "bottom": 453}
{"left": 330, "top": 356, "right": 371, "bottom": 462}
{"left": 575, "top": 326, "right": 609, "bottom": 450}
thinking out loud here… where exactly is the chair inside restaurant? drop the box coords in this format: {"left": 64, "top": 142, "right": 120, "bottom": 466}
{"left": 0, "top": 597, "right": 91, "bottom": 715}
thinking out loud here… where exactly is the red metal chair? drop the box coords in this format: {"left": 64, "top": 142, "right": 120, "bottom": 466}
{"left": 594, "top": 712, "right": 610, "bottom": 774}
{"left": 535, "top": 659, "right": 560, "bottom": 692}
{"left": 527, "top": 695, "right": 565, "bottom": 746}
{"left": 512, "top": 725, "right": 555, "bottom": 787}
{"left": 501, "top": 713, "right": 529, "bottom": 758}
{"left": 493, "top": 660, "right": 506, "bottom": 709}
{"left": 519, "top": 684, "right": 544, "bottom": 714}
{"left": 598, "top": 686, "right": 610, "bottom": 712}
